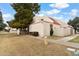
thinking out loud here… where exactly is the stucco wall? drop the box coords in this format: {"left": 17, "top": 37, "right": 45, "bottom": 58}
{"left": 64, "top": 28, "right": 71, "bottom": 36}
{"left": 53, "top": 28, "right": 64, "bottom": 36}
{"left": 52, "top": 24, "right": 64, "bottom": 36}
{"left": 53, "top": 27, "right": 73, "bottom": 36}
{"left": 29, "top": 22, "right": 44, "bottom": 37}
{"left": 29, "top": 21, "right": 50, "bottom": 37}
{"left": 43, "top": 22, "right": 50, "bottom": 36}
{"left": 33, "top": 16, "right": 53, "bottom": 23}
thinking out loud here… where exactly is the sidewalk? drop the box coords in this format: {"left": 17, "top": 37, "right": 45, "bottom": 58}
{"left": 32, "top": 34, "right": 79, "bottom": 49}
{"left": 55, "top": 34, "right": 79, "bottom": 42}
{"left": 48, "top": 34, "right": 79, "bottom": 49}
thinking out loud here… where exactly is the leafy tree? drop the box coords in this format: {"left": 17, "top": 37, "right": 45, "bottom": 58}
{"left": 68, "top": 17, "right": 79, "bottom": 33}
{"left": 8, "top": 3, "right": 40, "bottom": 33}
{"left": 0, "top": 11, "right": 6, "bottom": 31}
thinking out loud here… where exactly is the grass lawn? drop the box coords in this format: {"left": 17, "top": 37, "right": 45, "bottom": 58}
{"left": 0, "top": 31, "right": 72, "bottom": 56}
{"left": 69, "top": 36, "right": 79, "bottom": 43}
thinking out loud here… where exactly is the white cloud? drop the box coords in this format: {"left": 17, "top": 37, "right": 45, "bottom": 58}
{"left": 36, "top": 13, "right": 45, "bottom": 16}
{"left": 49, "top": 3, "right": 69, "bottom": 9}
{"left": 46, "top": 9, "right": 60, "bottom": 15}
{"left": 35, "top": 11, "right": 46, "bottom": 16}
{"left": 37, "top": 9, "right": 61, "bottom": 16}
{"left": 3, "top": 13, "right": 13, "bottom": 18}
{"left": 2, "top": 13, "right": 14, "bottom": 23}
{"left": 69, "top": 9, "right": 79, "bottom": 17}
{"left": 53, "top": 15, "right": 63, "bottom": 20}
{"left": 53, "top": 16, "right": 68, "bottom": 23}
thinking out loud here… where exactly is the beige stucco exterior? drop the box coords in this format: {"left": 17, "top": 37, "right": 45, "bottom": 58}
{"left": 53, "top": 27, "right": 73, "bottom": 36}
{"left": 29, "top": 21, "right": 50, "bottom": 37}
{"left": 29, "top": 16, "right": 74, "bottom": 37}
{"left": 33, "top": 16, "right": 53, "bottom": 23}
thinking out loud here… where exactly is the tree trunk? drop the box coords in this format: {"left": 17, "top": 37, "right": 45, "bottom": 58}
{"left": 74, "top": 28, "right": 77, "bottom": 34}
{"left": 27, "top": 26, "right": 29, "bottom": 34}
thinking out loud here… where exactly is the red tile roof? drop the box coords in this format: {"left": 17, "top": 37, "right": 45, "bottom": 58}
{"left": 48, "top": 17, "right": 61, "bottom": 25}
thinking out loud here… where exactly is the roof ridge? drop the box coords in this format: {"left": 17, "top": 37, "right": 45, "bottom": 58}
{"left": 48, "top": 17, "right": 61, "bottom": 25}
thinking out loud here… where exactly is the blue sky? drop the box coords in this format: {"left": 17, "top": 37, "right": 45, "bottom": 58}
{"left": 0, "top": 3, "right": 79, "bottom": 23}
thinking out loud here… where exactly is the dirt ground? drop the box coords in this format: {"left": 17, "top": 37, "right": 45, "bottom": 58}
{"left": 0, "top": 32, "right": 72, "bottom": 56}
{"left": 47, "top": 35, "right": 64, "bottom": 40}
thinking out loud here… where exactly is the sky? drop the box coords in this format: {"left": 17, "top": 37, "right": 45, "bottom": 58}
{"left": 0, "top": 3, "right": 79, "bottom": 23}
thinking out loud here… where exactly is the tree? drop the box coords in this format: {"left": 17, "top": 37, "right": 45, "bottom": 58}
{"left": 9, "top": 3, "right": 40, "bottom": 33}
{"left": 0, "top": 11, "right": 6, "bottom": 31}
{"left": 68, "top": 17, "right": 79, "bottom": 34}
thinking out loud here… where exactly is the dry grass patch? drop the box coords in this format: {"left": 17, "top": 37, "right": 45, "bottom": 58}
{"left": 0, "top": 32, "right": 72, "bottom": 56}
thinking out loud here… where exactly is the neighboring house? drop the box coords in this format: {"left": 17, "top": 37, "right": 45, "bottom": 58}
{"left": 4, "top": 26, "right": 10, "bottom": 32}
{"left": 29, "top": 16, "right": 74, "bottom": 37}
{"left": 4, "top": 26, "right": 17, "bottom": 33}
{"left": 5, "top": 26, "right": 10, "bottom": 30}
{"left": 9, "top": 28, "right": 17, "bottom": 33}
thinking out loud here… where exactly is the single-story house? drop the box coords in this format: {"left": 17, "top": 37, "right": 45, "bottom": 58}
{"left": 29, "top": 20, "right": 51, "bottom": 37}
{"left": 9, "top": 28, "right": 17, "bottom": 33}
{"left": 29, "top": 16, "right": 75, "bottom": 37}
{"left": 5, "top": 26, "right": 10, "bottom": 30}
